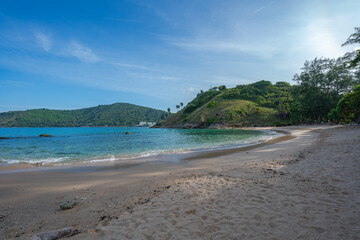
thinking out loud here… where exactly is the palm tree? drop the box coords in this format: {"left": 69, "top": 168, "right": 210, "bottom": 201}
{"left": 180, "top": 102, "right": 183, "bottom": 108}
{"left": 167, "top": 108, "right": 171, "bottom": 113}
{"left": 176, "top": 105, "right": 180, "bottom": 110}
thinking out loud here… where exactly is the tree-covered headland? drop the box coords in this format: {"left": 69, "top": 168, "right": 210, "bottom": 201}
{"left": 159, "top": 28, "right": 360, "bottom": 128}
{"left": 0, "top": 103, "right": 166, "bottom": 127}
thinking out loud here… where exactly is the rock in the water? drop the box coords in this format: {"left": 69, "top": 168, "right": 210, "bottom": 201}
{"left": 39, "top": 134, "right": 54, "bottom": 137}
{"left": 60, "top": 200, "right": 78, "bottom": 210}
{"left": 125, "top": 132, "right": 131, "bottom": 134}
{"left": 0, "top": 137, "right": 10, "bottom": 139}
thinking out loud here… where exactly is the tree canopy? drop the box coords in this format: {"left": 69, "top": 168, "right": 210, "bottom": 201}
{"left": 342, "top": 27, "right": 360, "bottom": 67}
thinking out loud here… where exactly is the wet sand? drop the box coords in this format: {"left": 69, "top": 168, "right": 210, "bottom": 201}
{"left": 0, "top": 125, "right": 359, "bottom": 239}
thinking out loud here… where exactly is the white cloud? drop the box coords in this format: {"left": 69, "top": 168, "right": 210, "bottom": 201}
{"left": 34, "top": 32, "right": 52, "bottom": 52}
{"left": 67, "top": 41, "right": 98, "bottom": 63}
{"left": 182, "top": 86, "right": 196, "bottom": 95}
{"left": 304, "top": 19, "right": 346, "bottom": 58}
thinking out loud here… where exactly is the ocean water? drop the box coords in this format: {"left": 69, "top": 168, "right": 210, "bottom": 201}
{"left": 0, "top": 127, "right": 273, "bottom": 165}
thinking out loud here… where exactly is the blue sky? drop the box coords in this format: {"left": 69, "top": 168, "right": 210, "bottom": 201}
{"left": 0, "top": 0, "right": 359, "bottom": 113}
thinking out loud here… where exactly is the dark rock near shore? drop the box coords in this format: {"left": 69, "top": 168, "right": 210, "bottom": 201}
{"left": 32, "top": 227, "right": 81, "bottom": 240}
{"left": 60, "top": 200, "right": 78, "bottom": 210}
{"left": 0, "top": 137, "right": 10, "bottom": 139}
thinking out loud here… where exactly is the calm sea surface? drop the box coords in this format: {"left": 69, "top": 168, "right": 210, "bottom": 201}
{"left": 0, "top": 127, "right": 274, "bottom": 165}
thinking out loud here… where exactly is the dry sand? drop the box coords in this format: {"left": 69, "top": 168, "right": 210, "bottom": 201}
{"left": 0, "top": 125, "right": 359, "bottom": 239}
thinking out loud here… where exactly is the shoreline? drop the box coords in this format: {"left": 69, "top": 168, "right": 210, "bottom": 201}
{"left": 1, "top": 125, "right": 359, "bottom": 239}
{"left": 0, "top": 128, "right": 283, "bottom": 174}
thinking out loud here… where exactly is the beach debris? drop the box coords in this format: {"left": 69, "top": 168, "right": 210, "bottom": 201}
{"left": 185, "top": 209, "right": 196, "bottom": 214}
{"left": 125, "top": 131, "right": 131, "bottom": 134}
{"left": 32, "top": 227, "right": 81, "bottom": 240}
{"left": 0, "top": 137, "right": 10, "bottom": 139}
{"left": 60, "top": 200, "right": 78, "bottom": 210}
{"left": 39, "top": 134, "right": 53, "bottom": 137}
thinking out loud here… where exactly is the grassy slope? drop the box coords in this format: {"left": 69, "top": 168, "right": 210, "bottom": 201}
{"left": 0, "top": 103, "right": 166, "bottom": 127}
{"left": 157, "top": 92, "right": 281, "bottom": 128}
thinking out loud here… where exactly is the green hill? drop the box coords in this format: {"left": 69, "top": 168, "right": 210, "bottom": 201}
{"left": 156, "top": 80, "right": 292, "bottom": 128}
{"left": 0, "top": 103, "right": 166, "bottom": 127}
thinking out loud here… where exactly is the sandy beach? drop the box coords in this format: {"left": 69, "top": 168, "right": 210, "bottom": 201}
{"left": 0, "top": 125, "right": 359, "bottom": 239}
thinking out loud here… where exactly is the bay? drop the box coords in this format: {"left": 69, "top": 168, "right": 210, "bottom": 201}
{"left": 0, "top": 127, "right": 273, "bottom": 165}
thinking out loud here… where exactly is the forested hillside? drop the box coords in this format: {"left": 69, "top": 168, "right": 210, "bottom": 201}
{"left": 0, "top": 103, "right": 166, "bottom": 127}
{"left": 157, "top": 28, "right": 360, "bottom": 128}
{"left": 156, "top": 81, "right": 293, "bottom": 128}
{"left": 157, "top": 77, "right": 359, "bottom": 128}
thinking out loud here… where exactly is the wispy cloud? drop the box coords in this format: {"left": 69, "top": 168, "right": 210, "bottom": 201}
{"left": 251, "top": 6, "right": 265, "bottom": 15}
{"left": 209, "top": 76, "right": 253, "bottom": 85}
{"left": 67, "top": 41, "right": 99, "bottom": 63}
{"left": 123, "top": 70, "right": 181, "bottom": 81}
{"left": 0, "top": 105, "right": 43, "bottom": 110}
{"left": 34, "top": 32, "right": 52, "bottom": 52}
{"left": 2, "top": 80, "right": 31, "bottom": 87}
{"left": 171, "top": 39, "right": 278, "bottom": 59}
{"left": 112, "top": 62, "right": 153, "bottom": 71}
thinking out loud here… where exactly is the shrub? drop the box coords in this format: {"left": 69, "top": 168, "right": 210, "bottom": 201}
{"left": 208, "top": 101, "right": 216, "bottom": 108}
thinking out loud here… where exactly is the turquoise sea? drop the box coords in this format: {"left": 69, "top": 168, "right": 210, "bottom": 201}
{"left": 0, "top": 127, "right": 274, "bottom": 165}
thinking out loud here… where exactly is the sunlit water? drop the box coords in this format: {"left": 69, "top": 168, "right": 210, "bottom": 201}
{"left": 0, "top": 127, "right": 274, "bottom": 165}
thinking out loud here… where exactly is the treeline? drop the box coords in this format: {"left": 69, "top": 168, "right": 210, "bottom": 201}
{"left": 290, "top": 27, "right": 360, "bottom": 123}
{"left": 0, "top": 103, "right": 166, "bottom": 127}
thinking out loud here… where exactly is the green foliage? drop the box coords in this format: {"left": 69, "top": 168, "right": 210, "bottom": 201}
{"left": 218, "top": 85, "right": 227, "bottom": 91}
{"left": 207, "top": 118, "right": 215, "bottom": 124}
{"left": 184, "top": 90, "right": 221, "bottom": 113}
{"left": 342, "top": 27, "right": 360, "bottom": 68}
{"left": 0, "top": 103, "right": 166, "bottom": 127}
{"left": 221, "top": 80, "right": 292, "bottom": 119}
{"left": 157, "top": 84, "right": 284, "bottom": 128}
{"left": 329, "top": 85, "right": 360, "bottom": 123}
{"left": 208, "top": 101, "right": 216, "bottom": 108}
{"left": 291, "top": 57, "right": 357, "bottom": 123}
